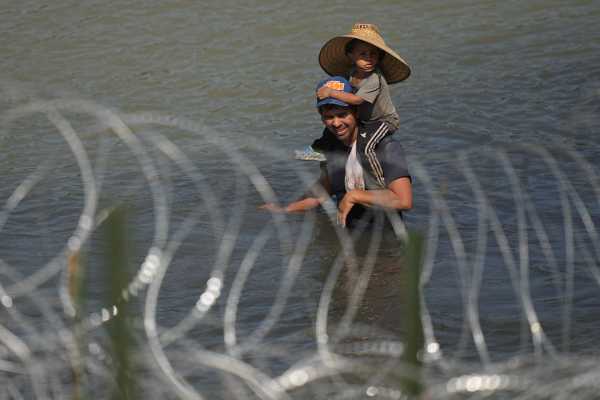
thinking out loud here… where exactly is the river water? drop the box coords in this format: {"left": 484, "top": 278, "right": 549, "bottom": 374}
{"left": 1, "top": 1, "right": 599, "bottom": 398}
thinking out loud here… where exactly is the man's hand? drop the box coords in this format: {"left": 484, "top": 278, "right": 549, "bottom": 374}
{"left": 259, "top": 203, "right": 287, "bottom": 213}
{"left": 337, "top": 190, "right": 358, "bottom": 227}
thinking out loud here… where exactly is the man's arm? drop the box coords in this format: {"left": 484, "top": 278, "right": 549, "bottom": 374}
{"left": 337, "top": 177, "right": 412, "bottom": 226}
{"left": 260, "top": 167, "right": 332, "bottom": 213}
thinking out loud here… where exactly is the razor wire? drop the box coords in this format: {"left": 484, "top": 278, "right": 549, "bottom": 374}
{"left": 0, "top": 88, "right": 599, "bottom": 399}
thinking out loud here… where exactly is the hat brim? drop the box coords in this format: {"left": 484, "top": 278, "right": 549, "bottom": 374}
{"left": 316, "top": 97, "right": 351, "bottom": 108}
{"left": 318, "top": 35, "right": 411, "bottom": 84}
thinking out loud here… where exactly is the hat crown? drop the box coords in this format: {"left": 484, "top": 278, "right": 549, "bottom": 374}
{"left": 349, "top": 23, "right": 386, "bottom": 45}
{"left": 316, "top": 76, "right": 353, "bottom": 108}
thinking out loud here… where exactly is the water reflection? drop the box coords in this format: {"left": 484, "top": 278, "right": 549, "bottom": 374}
{"left": 309, "top": 212, "right": 418, "bottom": 391}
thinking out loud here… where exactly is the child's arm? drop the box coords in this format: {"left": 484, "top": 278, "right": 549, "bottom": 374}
{"left": 350, "top": 73, "right": 383, "bottom": 106}
{"left": 317, "top": 86, "right": 366, "bottom": 105}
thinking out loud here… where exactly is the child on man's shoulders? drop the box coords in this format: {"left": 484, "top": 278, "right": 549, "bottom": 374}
{"left": 296, "top": 23, "right": 410, "bottom": 188}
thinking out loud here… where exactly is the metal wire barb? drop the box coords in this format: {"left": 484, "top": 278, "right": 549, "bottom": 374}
{"left": 1, "top": 85, "right": 599, "bottom": 399}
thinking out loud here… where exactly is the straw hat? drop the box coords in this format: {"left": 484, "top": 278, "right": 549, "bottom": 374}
{"left": 318, "top": 23, "right": 411, "bottom": 84}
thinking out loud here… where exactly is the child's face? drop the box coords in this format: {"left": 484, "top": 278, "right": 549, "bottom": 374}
{"left": 348, "top": 42, "right": 380, "bottom": 74}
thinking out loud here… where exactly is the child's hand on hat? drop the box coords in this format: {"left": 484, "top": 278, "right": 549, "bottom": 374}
{"left": 317, "top": 86, "right": 333, "bottom": 100}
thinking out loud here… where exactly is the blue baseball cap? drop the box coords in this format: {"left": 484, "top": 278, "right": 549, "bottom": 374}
{"left": 316, "top": 76, "right": 353, "bottom": 108}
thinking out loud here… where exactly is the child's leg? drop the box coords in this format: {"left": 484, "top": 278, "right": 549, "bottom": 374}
{"left": 356, "top": 121, "right": 395, "bottom": 188}
{"left": 295, "top": 127, "right": 334, "bottom": 161}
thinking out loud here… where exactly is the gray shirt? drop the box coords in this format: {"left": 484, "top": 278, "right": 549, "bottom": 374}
{"left": 352, "top": 70, "right": 400, "bottom": 131}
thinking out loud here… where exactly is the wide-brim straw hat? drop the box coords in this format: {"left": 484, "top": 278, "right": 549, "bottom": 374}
{"left": 319, "top": 23, "right": 411, "bottom": 84}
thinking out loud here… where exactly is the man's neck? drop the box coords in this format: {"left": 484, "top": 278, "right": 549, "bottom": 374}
{"left": 342, "top": 126, "right": 359, "bottom": 147}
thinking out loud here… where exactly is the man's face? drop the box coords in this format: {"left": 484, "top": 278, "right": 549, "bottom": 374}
{"left": 320, "top": 106, "right": 357, "bottom": 145}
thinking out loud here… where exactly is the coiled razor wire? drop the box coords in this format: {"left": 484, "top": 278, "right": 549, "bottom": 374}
{"left": 0, "top": 87, "right": 599, "bottom": 399}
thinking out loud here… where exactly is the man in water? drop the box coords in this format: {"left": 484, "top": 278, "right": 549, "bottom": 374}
{"left": 261, "top": 76, "right": 412, "bottom": 227}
